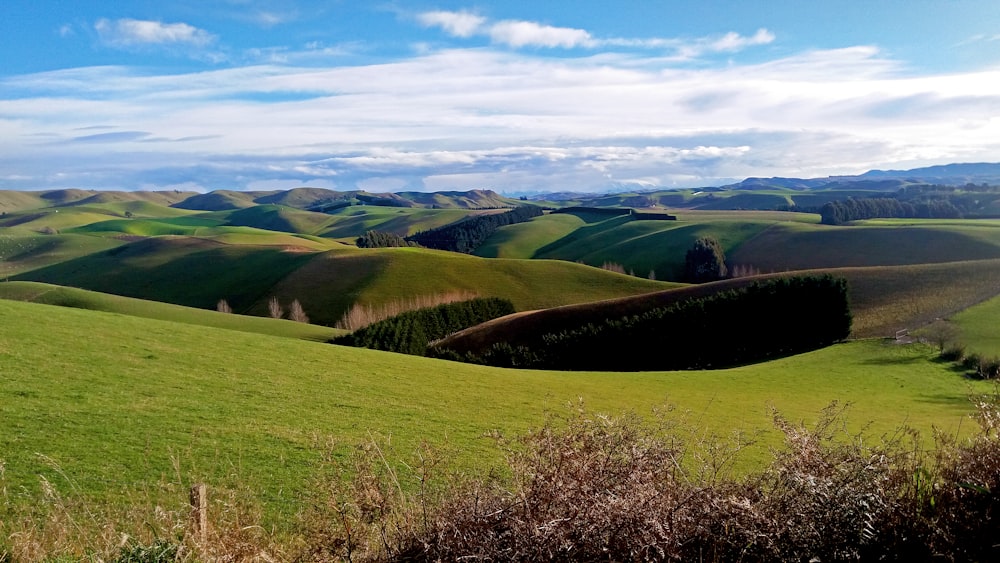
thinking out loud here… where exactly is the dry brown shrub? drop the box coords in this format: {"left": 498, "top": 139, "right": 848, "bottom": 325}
{"left": 335, "top": 292, "right": 478, "bottom": 331}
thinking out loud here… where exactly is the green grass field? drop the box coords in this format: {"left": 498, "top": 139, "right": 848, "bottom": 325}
{"left": 319, "top": 206, "right": 476, "bottom": 238}
{"left": 264, "top": 246, "right": 677, "bottom": 324}
{"left": 13, "top": 237, "right": 322, "bottom": 312}
{"left": 476, "top": 211, "right": 819, "bottom": 280}
{"left": 0, "top": 298, "right": 991, "bottom": 533}
{"left": 950, "top": 293, "right": 1000, "bottom": 356}
{"left": 472, "top": 211, "right": 1000, "bottom": 282}
{"left": 0, "top": 281, "right": 341, "bottom": 342}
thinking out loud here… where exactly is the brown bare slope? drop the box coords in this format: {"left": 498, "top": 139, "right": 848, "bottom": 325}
{"left": 435, "top": 259, "right": 1000, "bottom": 355}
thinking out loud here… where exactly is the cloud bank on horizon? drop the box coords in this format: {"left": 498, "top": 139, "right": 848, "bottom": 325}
{"left": 2, "top": 0, "right": 1000, "bottom": 193}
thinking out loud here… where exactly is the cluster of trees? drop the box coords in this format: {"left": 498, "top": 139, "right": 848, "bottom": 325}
{"left": 407, "top": 206, "right": 544, "bottom": 253}
{"left": 331, "top": 297, "right": 516, "bottom": 356}
{"left": 433, "top": 276, "right": 851, "bottom": 371}
{"left": 820, "top": 197, "right": 961, "bottom": 225}
{"left": 356, "top": 230, "right": 418, "bottom": 249}
{"left": 683, "top": 237, "right": 728, "bottom": 282}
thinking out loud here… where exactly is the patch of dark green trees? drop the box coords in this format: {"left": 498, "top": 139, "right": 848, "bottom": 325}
{"left": 334, "top": 275, "right": 852, "bottom": 372}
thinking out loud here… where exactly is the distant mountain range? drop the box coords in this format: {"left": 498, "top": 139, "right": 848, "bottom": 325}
{"left": 726, "top": 162, "right": 1000, "bottom": 191}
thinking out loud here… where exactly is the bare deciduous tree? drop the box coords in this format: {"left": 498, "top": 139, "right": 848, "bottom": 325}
{"left": 288, "top": 299, "right": 309, "bottom": 324}
{"left": 267, "top": 296, "right": 284, "bottom": 319}
{"left": 921, "top": 319, "right": 961, "bottom": 352}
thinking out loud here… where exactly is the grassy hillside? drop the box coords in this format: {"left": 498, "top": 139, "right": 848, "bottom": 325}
{"left": 731, "top": 222, "right": 1000, "bottom": 271}
{"left": 13, "top": 237, "right": 321, "bottom": 312}
{"left": 476, "top": 210, "right": 819, "bottom": 280}
{"left": 9, "top": 230, "right": 676, "bottom": 326}
{"left": 222, "top": 204, "right": 336, "bottom": 235}
{"left": 0, "top": 299, "right": 988, "bottom": 531}
{"left": 438, "top": 259, "right": 1000, "bottom": 354}
{"left": 264, "top": 246, "right": 677, "bottom": 324}
{"left": 319, "top": 206, "right": 477, "bottom": 238}
{"left": 950, "top": 293, "right": 1000, "bottom": 356}
{"left": 0, "top": 281, "right": 340, "bottom": 341}
{"left": 0, "top": 190, "right": 46, "bottom": 213}
{"left": 0, "top": 232, "right": 124, "bottom": 277}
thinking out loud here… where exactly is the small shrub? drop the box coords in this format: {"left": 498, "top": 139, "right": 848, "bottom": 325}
{"left": 977, "top": 356, "right": 1000, "bottom": 380}
{"left": 964, "top": 353, "right": 983, "bottom": 372}
{"left": 112, "top": 539, "right": 180, "bottom": 563}
{"left": 940, "top": 344, "right": 966, "bottom": 362}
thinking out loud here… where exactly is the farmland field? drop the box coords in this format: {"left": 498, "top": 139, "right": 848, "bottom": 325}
{"left": 0, "top": 298, "right": 990, "bottom": 532}
{"left": 5, "top": 188, "right": 1000, "bottom": 554}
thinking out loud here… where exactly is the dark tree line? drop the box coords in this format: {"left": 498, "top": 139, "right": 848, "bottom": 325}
{"left": 820, "top": 197, "right": 961, "bottom": 225}
{"left": 356, "top": 230, "right": 418, "bottom": 248}
{"left": 331, "top": 297, "right": 516, "bottom": 356}
{"left": 433, "top": 275, "right": 852, "bottom": 371}
{"left": 407, "top": 206, "right": 544, "bottom": 253}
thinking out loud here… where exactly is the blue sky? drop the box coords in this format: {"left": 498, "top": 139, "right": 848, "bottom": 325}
{"left": 2, "top": 0, "right": 1000, "bottom": 193}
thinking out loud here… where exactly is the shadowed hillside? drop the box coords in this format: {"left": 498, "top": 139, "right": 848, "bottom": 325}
{"left": 13, "top": 237, "right": 320, "bottom": 312}
{"left": 436, "top": 259, "right": 1000, "bottom": 355}
{"left": 250, "top": 247, "right": 678, "bottom": 324}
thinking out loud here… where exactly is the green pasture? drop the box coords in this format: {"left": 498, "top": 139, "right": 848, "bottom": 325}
{"left": 0, "top": 299, "right": 990, "bottom": 530}
{"left": 319, "top": 206, "right": 474, "bottom": 238}
{"left": 222, "top": 204, "right": 337, "bottom": 235}
{"left": 14, "top": 237, "right": 321, "bottom": 312}
{"left": 0, "top": 232, "right": 123, "bottom": 277}
{"left": 950, "top": 294, "right": 1000, "bottom": 356}
{"left": 0, "top": 190, "right": 46, "bottom": 213}
{"left": 266, "top": 246, "right": 677, "bottom": 324}
{"left": 474, "top": 212, "right": 587, "bottom": 259}
{"left": 731, "top": 221, "right": 1000, "bottom": 271}
{"left": 0, "top": 208, "right": 121, "bottom": 231}
{"left": 479, "top": 211, "right": 809, "bottom": 280}
{"left": 0, "top": 281, "right": 341, "bottom": 342}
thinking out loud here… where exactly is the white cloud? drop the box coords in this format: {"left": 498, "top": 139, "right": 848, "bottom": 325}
{"left": 414, "top": 10, "right": 772, "bottom": 56}
{"left": 708, "top": 28, "right": 775, "bottom": 52}
{"left": 417, "top": 10, "right": 486, "bottom": 38}
{"left": 4, "top": 41, "right": 1000, "bottom": 191}
{"left": 94, "top": 18, "right": 216, "bottom": 48}
{"left": 487, "top": 20, "right": 593, "bottom": 48}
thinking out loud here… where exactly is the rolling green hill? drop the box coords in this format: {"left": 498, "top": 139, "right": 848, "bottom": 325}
{"left": 475, "top": 210, "right": 1000, "bottom": 282}
{"left": 222, "top": 204, "right": 336, "bottom": 235}
{"left": 730, "top": 222, "right": 1000, "bottom": 271}
{"left": 438, "top": 259, "right": 1000, "bottom": 355}
{"left": 0, "top": 298, "right": 990, "bottom": 532}
{"left": 319, "top": 206, "right": 480, "bottom": 238}
{"left": 13, "top": 237, "right": 321, "bottom": 312}
{"left": 0, "top": 281, "right": 340, "bottom": 341}
{"left": 0, "top": 232, "right": 124, "bottom": 277}
{"left": 475, "top": 210, "right": 819, "bottom": 280}
{"left": 249, "top": 246, "right": 678, "bottom": 324}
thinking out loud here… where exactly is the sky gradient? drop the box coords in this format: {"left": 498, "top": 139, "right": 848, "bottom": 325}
{"left": 2, "top": 0, "right": 1000, "bottom": 193}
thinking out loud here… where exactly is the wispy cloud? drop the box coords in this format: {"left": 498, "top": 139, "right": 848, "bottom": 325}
{"left": 94, "top": 18, "right": 216, "bottom": 48}
{"left": 417, "top": 10, "right": 486, "bottom": 38}
{"left": 488, "top": 20, "right": 593, "bottom": 48}
{"left": 414, "top": 9, "right": 773, "bottom": 55}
